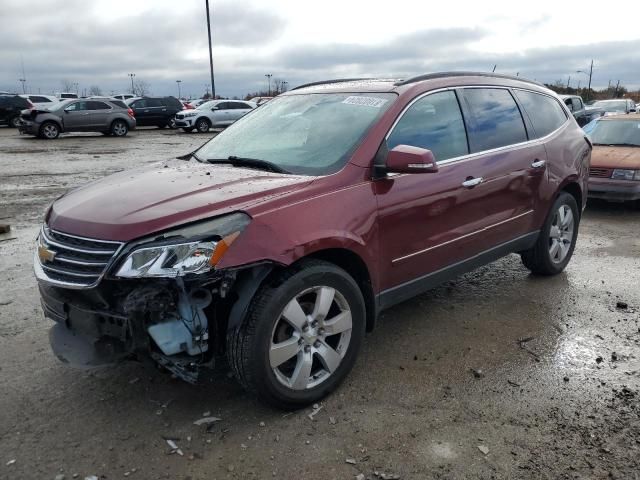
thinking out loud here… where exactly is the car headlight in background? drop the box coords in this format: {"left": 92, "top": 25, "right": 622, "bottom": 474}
{"left": 611, "top": 169, "right": 640, "bottom": 181}
{"left": 183, "top": 112, "right": 197, "bottom": 117}
{"left": 115, "top": 213, "right": 250, "bottom": 278}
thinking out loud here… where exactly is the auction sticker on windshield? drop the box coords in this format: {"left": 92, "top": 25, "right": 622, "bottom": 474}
{"left": 342, "top": 96, "right": 388, "bottom": 108}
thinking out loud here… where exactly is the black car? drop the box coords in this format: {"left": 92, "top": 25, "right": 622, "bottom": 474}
{"left": 126, "top": 96, "right": 183, "bottom": 128}
{"left": 0, "top": 95, "right": 32, "bottom": 127}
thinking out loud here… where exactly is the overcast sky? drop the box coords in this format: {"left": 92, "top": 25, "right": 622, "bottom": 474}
{"left": 1, "top": 0, "right": 639, "bottom": 98}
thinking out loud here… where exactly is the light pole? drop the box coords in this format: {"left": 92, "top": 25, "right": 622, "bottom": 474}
{"left": 18, "top": 78, "right": 26, "bottom": 93}
{"left": 576, "top": 60, "right": 593, "bottom": 101}
{"left": 282, "top": 80, "right": 288, "bottom": 92}
{"left": 205, "top": 0, "right": 216, "bottom": 98}
{"left": 128, "top": 73, "right": 136, "bottom": 94}
{"left": 265, "top": 74, "right": 272, "bottom": 96}
{"left": 176, "top": 80, "right": 182, "bottom": 99}
{"left": 73, "top": 82, "right": 79, "bottom": 95}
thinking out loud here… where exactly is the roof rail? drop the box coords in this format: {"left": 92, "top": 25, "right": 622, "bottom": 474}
{"left": 394, "top": 71, "right": 544, "bottom": 88}
{"left": 291, "top": 78, "right": 376, "bottom": 91}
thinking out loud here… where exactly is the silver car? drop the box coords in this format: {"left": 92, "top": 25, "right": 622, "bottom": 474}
{"left": 174, "top": 99, "right": 256, "bottom": 133}
{"left": 19, "top": 99, "right": 136, "bottom": 139}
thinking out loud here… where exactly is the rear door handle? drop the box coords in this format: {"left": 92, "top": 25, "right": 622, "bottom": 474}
{"left": 531, "top": 159, "right": 546, "bottom": 168}
{"left": 462, "top": 177, "right": 483, "bottom": 188}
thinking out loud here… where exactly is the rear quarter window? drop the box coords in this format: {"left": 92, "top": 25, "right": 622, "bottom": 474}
{"left": 460, "top": 88, "right": 528, "bottom": 152}
{"left": 514, "top": 90, "right": 568, "bottom": 138}
{"left": 110, "top": 100, "right": 127, "bottom": 109}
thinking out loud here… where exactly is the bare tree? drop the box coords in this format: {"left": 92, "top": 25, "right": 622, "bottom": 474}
{"left": 132, "top": 80, "right": 151, "bottom": 96}
{"left": 88, "top": 85, "right": 102, "bottom": 96}
{"left": 272, "top": 78, "right": 285, "bottom": 95}
{"left": 60, "top": 79, "right": 74, "bottom": 92}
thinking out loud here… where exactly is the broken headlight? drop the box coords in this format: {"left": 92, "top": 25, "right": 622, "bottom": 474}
{"left": 115, "top": 213, "right": 250, "bottom": 278}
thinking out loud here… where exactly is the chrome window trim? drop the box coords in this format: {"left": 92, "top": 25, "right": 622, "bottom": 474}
{"left": 382, "top": 84, "right": 570, "bottom": 172}
{"left": 392, "top": 210, "right": 534, "bottom": 264}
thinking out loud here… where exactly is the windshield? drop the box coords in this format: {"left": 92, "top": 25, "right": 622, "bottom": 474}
{"left": 592, "top": 100, "right": 627, "bottom": 111}
{"left": 197, "top": 101, "right": 217, "bottom": 110}
{"left": 590, "top": 119, "right": 640, "bottom": 146}
{"left": 197, "top": 92, "right": 395, "bottom": 175}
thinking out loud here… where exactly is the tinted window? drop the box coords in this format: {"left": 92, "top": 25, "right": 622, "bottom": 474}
{"left": 166, "top": 97, "right": 182, "bottom": 108}
{"left": 461, "top": 88, "right": 528, "bottom": 152}
{"left": 217, "top": 102, "right": 232, "bottom": 110}
{"left": 110, "top": 100, "right": 127, "bottom": 109}
{"left": 131, "top": 99, "right": 147, "bottom": 108}
{"left": 514, "top": 90, "right": 567, "bottom": 139}
{"left": 29, "top": 96, "right": 51, "bottom": 103}
{"left": 87, "top": 101, "right": 110, "bottom": 110}
{"left": 146, "top": 98, "right": 163, "bottom": 107}
{"left": 387, "top": 91, "right": 469, "bottom": 162}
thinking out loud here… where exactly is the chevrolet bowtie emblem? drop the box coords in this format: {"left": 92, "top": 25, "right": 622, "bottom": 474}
{"left": 38, "top": 244, "right": 56, "bottom": 263}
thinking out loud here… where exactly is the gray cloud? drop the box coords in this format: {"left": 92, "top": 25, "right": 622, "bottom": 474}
{"left": 0, "top": 2, "right": 638, "bottom": 99}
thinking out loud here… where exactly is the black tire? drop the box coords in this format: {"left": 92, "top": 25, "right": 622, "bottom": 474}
{"left": 227, "top": 259, "right": 366, "bottom": 409}
{"left": 110, "top": 120, "right": 128, "bottom": 137}
{"left": 521, "top": 192, "right": 579, "bottom": 275}
{"left": 39, "top": 121, "right": 60, "bottom": 140}
{"left": 195, "top": 117, "right": 210, "bottom": 133}
{"left": 9, "top": 115, "right": 21, "bottom": 128}
{"left": 168, "top": 118, "right": 177, "bottom": 129}
{"left": 158, "top": 123, "right": 166, "bottom": 129}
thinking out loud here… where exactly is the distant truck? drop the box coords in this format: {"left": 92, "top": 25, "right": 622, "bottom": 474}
{"left": 55, "top": 92, "right": 79, "bottom": 100}
{"left": 558, "top": 94, "right": 599, "bottom": 126}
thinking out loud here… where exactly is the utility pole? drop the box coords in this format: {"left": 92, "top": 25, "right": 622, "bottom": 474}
{"left": 18, "top": 55, "right": 27, "bottom": 93}
{"left": 566, "top": 76, "right": 571, "bottom": 89}
{"left": 588, "top": 59, "right": 593, "bottom": 101}
{"left": 265, "top": 74, "right": 272, "bottom": 95}
{"left": 492, "top": 64, "right": 497, "bottom": 73}
{"left": 73, "top": 82, "right": 79, "bottom": 95}
{"left": 205, "top": 0, "right": 216, "bottom": 98}
{"left": 176, "top": 80, "right": 182, "bottom": 99}
{"left": 128, "top": 73, "right": 135, "bottom": 94}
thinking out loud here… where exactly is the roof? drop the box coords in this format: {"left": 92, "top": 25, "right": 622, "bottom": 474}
{"left": 289, "top": 72, "right": 546, "bottom": 94}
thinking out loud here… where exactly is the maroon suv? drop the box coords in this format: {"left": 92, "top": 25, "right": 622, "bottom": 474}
{"left": 35, "top": 72, "right": 590, "bottom": 408}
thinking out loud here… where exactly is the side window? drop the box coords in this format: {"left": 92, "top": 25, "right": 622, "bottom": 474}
{"left": 87, "top": 101, "right": 110, "bottom": 110}
{"left": 65, "top": 101, "right": 87, "bottom": 111}
{"left": 147, "top": 98, "right": 163, "bottom": 108}
{"left": 460, "top": 88, "right": 528, "bottom": 152}
{"left": 131, "top": 99, "right": 146, "bottom": 108}
{"left": 564, "top": 98, "right": 574, "bottom": 112}
{"left": 217, "top": 102, "right": 231, "bottom": 110}
{"left": 572, "top": 98, "right": 583, "bottom": 111}
{"left": 387, "top": 90, "right": 469, "bottom": 162}
{"left": 514, "top": 90, "right": 568, "bottom": 139}
{"left": 240, "top": 102, "right": 254, "bottom": 109}
{"left": 30, "top": 96, "right": 49, "bottom": 103}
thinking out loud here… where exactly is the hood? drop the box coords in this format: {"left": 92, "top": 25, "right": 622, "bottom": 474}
{"left": 48, "top": 159, "right": 313, "bottom": 241}
{"left": 591, "top": 146, "right": 640, "bottom": 169}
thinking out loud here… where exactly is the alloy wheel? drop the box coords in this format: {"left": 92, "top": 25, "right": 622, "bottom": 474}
{"left": 270, "top": 286, "right": 353, "bottom": 390}
{"left": 112, "top": 122, "right": 127, "bottom": 136}
{"left": 549, "top": 204, "right": 574, "bottom": 263}
{"left": 42, "top": 124, "right": 58, "bottom": 139}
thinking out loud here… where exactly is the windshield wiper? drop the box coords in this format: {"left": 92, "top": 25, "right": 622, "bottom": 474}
{"left": 207, "top": 156, "right": 289, "bottom": 173}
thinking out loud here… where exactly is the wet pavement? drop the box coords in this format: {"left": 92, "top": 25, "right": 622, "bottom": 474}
{"left": 0, "top": 126, "right": 639, "bottom": 480}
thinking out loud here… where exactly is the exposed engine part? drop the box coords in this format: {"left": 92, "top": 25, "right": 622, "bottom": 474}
{"left": 147, "top": 285, "right": 212, "bottom": 356}
{"left": 151, "top": 351, "right": 199, "bottom": 384}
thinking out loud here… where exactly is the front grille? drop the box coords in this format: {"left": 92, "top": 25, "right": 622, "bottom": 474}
{"left": 37, "top": 227, "right": 123, "bottom": 288}
{"left": 589, "top": 167, "right": 612, "bottom": 178}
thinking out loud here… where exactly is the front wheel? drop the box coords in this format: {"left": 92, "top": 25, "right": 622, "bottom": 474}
{"left": 9, "top": 115, "right": 21, "bottom": 128}
{"left": 521, "top": 192, "right": 579, "bottom": 275}
{"left": 39, "top": 121, "right": 60, "bottom": 139}
{"left": 195, "top": 118, "right": 210, "bottom": 133}
{"left": 227, "top": 260, "right": 366, "bottom": 409}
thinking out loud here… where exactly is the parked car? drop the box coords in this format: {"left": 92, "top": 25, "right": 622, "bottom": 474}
{"left": 126, "top": 96, "right": 183, "bottom": 128}
{"left": 19, "top": 98, "right": 136, "bottom": 139}
{"left": 55, "top": 92, "right": 79, "bottom": 100}
{"left": 113, "top": 93, "right": 135, "bottom": 101}
{"left": 20, "top": 94, "right": 58, "bottom": 110}
{"left": 34, "top": 72, "right": 590, "bottom": 408}
{"left": 589, "top": 99, "right": 636, "bottom": 114}
{"left": 0, "top": 95, "right": 32, "bottom": 127}
{"left": 586, "top": 114, "right": 640, "bottom": 203}
{"left": 175, "top": 99, "right": 256, "bottom": 132}
{"left": 559, "top": 94, "right": 600, "bottom": 126}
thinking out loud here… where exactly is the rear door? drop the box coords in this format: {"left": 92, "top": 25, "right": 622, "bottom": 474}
{"left": 233, "top": 101, "right": 254, "bottom": 120}
{"left": 130, "top": 99, "right": 150, "bottom": 125}
{"left": 86, "top": 101, "right": 113, "bottom": 128}
{"left": 216, "top": 102, "right": 234, "bottom": 125}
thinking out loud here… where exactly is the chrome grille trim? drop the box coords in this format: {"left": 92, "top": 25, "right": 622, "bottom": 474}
{"left": 35, "top": 226, "right": 125, "bottom": 289}
{"left": 589, "top": 167, "right": 612, "bottom": 178}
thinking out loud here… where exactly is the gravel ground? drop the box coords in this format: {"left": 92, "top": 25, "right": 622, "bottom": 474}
{"left": 0, "top": 126, "right": 638, "bottom": 480}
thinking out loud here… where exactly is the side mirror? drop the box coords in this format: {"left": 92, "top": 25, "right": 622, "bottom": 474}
{"left": 386, "top": 145, "right": 438, "bottom": 174}
{"left": 211, "top": 106, "right": 219, "bottom": 111}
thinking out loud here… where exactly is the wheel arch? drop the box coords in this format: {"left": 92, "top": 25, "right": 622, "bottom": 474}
{"left": 559, "top": 179, "right": 583, "bottom": 214}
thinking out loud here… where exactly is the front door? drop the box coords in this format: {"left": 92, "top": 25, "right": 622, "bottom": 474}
{"left": 62, "top": 101, "right": 90, "bottom": 130}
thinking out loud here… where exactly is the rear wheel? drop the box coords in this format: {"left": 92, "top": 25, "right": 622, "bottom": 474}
{"left": 9, "top": 115, "right": 21, "bottom": 128}
{"left": 39, "top": 121, "right": 60, "bottom": 139}
{"left": 110, "top": 120, "right": 128, "bottom": 137}
{"left": 227, "top": 260, "right": 366, "bottom": 409}
{"left": 521, "top": 192, "right": 579, "bottom": 275}
{"left": 195, "top": 118, "right": 210, "bottom": 133}
{"left": 168, "top": 118, "right": 177, "bottom": 129}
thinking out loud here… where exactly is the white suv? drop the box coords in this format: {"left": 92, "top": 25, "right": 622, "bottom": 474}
{"left": 174, "top": 99, "right": 256, "bottom": 133}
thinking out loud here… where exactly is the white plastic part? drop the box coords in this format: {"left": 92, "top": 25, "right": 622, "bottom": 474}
{"left": 148, "top": 289, "right": 212, "bottom": 356}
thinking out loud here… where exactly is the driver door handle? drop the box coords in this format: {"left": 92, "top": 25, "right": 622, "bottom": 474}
{"left": 531, "top": 159, "right": 546, "bottom": 168}
{"left": 462, "top": 177, "right": 483, "bottom": 188}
